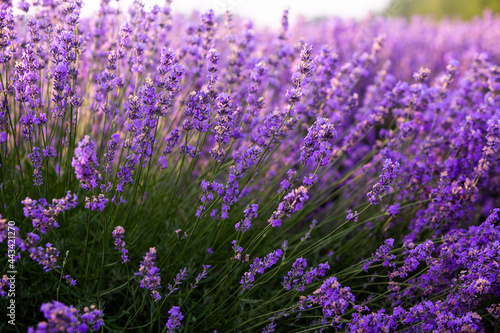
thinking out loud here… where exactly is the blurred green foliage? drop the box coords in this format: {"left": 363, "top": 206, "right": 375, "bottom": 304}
{"left": 385, "top": 0, "right": 500, "bottom": 19}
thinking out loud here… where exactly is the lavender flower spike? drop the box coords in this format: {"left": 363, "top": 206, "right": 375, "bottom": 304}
{"left": 112, "top": 226, "right": 129, "bottom": 263}
{"left": 28, "top": 301, "right": 103, "bottom": 333}
{"left": 240, "top": 249, "right": 283, "bottom": 290}
{"left": 166, "top": 306, "right": 183, "bottom": 333}
{"left": 28, "top": 147, "right": 43, "bottom": 186}
{"left": 367, "top": 158, "right": 400, "bottom": 205}
{"left": 135, "top": 247, "right": 162, "bottom": 301}
{"left": 269, "top": 186, "right": 309, "bottom": 227}
{"left": 72, "top": 135, "right": 102, "bottom": 190}
{"left": 300, "top": 117, "right": 337, "bottom": 166}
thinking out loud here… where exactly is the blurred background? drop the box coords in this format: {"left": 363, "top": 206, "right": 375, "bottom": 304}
{"left": 78, "top": 0, "right": 391, "bottom": 27}
{"left": 74, "top": 0, "right": 500, "bottom": 26}
{"left": 48, "top": 0, "right": 496, "bottom": 27}
{"left": 12, "top": 0, "right": 500, "bottom": 25}
{"left": 385, "top": 0, "right": 500, "bottom": 20}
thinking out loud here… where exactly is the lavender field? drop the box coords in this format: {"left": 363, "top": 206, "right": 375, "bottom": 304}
{"left": 1, "top": 0, "right": 500, "bottom": 332}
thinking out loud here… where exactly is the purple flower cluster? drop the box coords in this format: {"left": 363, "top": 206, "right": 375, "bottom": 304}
{"left": 158, "top": 128, "right": 180, "bottom": 169}
{"left": 64, "top": 275, "right": 77, "bottom": 286}
{"left": 28, "top": 147, "right": 43, "bottom": 186}
{"left": 229, "top": 145, "right": 261, "bottom": 178}
{"left": 23, "top": 232, "right": 59, "bottom": 272}
{"left": 102, "top": 134, "right": 120, "bottom": 174}
{"left": 135, "top": 247, "right": 162, "bottom": 301}
{"left": 190, "top": 264, "right": 211, "bottom": 289}
{"left": 84, "top": 194, "right": 109, "bottom": 212}
{"left": 241, "top": 249, "right": 283, "bottom": 290}
{"left": 197, "top": 179, "right": 223, "bottom": 218}
{"left": 116, "top": 154, "right": 139, "bottom": 192}
{"left": 0, "top": 275, "right": 10, "bottom": 297}
{"left": 285, "top": 44, "right": 315, "bottom": 104}
{"left": 72, "top": 135, "right": 102, "bottom": 190}
{"left": 337, "top": 210, "right": 500, "bottom": 332}
{"left": 210, "top": 93, "right": 234, "bottom": 163}
{"left": 166, "top": 267, "right": 187, "bottom": 297}
{"left": 367, "top": 158, "right": 400, "bottom": 205}
{"left": 112, "top": 226, "right": 129, "bottom": 264}
{"left": 165, "top": 306, "right": 183, "bottom": 333}
{"left": 269, "top": 186, "right": 309, "bottom": 227}
{"left": 22, "top": 192, "right": 78, "bottom": 233}
{"left": 28, "top": 301, "right": 103, "bottom": 333}
{"left": 300, "top": 117, "right": 337, "bottom": 166}
{"left": 301, "top": 276, "right": 355, "bottom": 318}
{"left": 363, "top": 238, "right": 396, "bottom": 272}
{"left": 282, "top": 258, "right": 329, "bottom": 291}
{"left": 235, "top": 204, "right": 258, "bottom": 232}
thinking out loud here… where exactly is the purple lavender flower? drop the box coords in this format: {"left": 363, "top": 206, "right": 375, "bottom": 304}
{"left": 197, "top": 180, "right": 223, "bottom": 218}
{"left": 179, "top": 142, "right": 199, "bottom": 157}
{"left": 297, "top": 43, "right": 314, "bottom": 77}
{"left": 229, "top": 145, "right": 261, "bottom": 178}
{"left": 385, "top": 203, "right": 401, "bottom": 217}
{"left": 235, "top": 204, "right": 258, "bottom": 232}
{"left": 348, "top": 307, "right": 400, "bottom": 332}
{"left": 102, "top": 134, "right": 120, "bottom": 174}
{"left": 302, "top": 173, "right": 318, "bottom": 187}
{"left": 244, "top": 62, "right": 267, "bottom": 125}
{"left": 487, "top": 304, "right": 500, "bottom": 320}
{"left": 413, "top": 67, "right": 431, "bottom": 82}
{"left": 72, "top": 135, "right": 101, "bottom": 190}
{"left": 282, "top": 258, "right": 329, "bottom": 292}
{"left": 29, "top": 243, "right": 60, "bottom": 272}
{"left": 22, "top": 191, "right": 78, "bottom": 234}
{"left": 85, "top": 194, "right": 109, "bottom": 212}
{"left": 240, "top": 249, "right": 283, "bottom": 290}
{"left": 210, "top": 93, "right": 234, "bottom": 163}
{"left": 390, "top": 240, "right": 435, "bottom": 279}
{"left": 282, "top": 257, "right": 307, "bottom": 291}
{"left": 300, "top": 117, "right": 337, "bottom": 166}
{"left": 159, "top": 128, "right": 180, "bottom": 169}
{"left": 0, "top": 275, "right": 10, "bottom": 297}
{"left": 135, "top": 247, "right": 162, "bottom": 301}
{"left": 363, "top": 238, "right": 396, "bottom": 272}
{"left": 472, "top": 120, "right": 499, "bottom": 180}
{"left": 42, "top": 146, "right": 57, "bottom": 158}
{"left": 269, "top": 186, "right": 309, "bottom": 227}
{"left": 64, "top": 275, "right": 77, "bottom": 286}
{"left": 262, "top": 322, "right": 277, "bottom": 333}
{"left": 231, "top": 240, "right": 244, "bottom": 261}
{"left": 220, "top": 174, "right": 239, "bottom": 219}
{"left": 112, "top": 226, "right": 129, "bottom": 263}
{"left": 367, "top": 158, "right": 400, "bottom": 205}
{"left": 301, "top": 262, "right": 329, "bottom": 287}
{"left": 28, "top": 147, "right": 43, "bottom": 186}
{"left": 165, "top": 306, "right": 183, "bottom": 333}
{"left": 166, "top": 267, "right": 187, "bottom": 297}
{"left": 306, "top": 277, "right": 354, "bottom": 317}
{"left": 28, "top": 301, "right": 103, "bottom": 333}
{"left": 116, "top": 153, "right": 139, "bottom": 192}
{"left": 183, "top": 90, "right": 211, "bottom": 132}
{"left": 190, "top": 265, "right": 211, "bottom": 289}
{"left": 206, "top": 48, "right": 220, "bottom": 96}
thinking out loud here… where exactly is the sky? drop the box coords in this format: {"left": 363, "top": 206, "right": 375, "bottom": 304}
{"left": 79, "top": 0, "right": 392, "bottom": 27}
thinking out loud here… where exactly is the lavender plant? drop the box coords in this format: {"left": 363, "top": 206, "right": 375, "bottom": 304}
{"left": 0, "top": 1, "right": 499, "bottom": 332}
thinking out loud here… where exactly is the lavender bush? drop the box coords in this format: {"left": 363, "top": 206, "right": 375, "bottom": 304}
{"left": 0, "top": 0, "right": 500, "bottom": 331}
